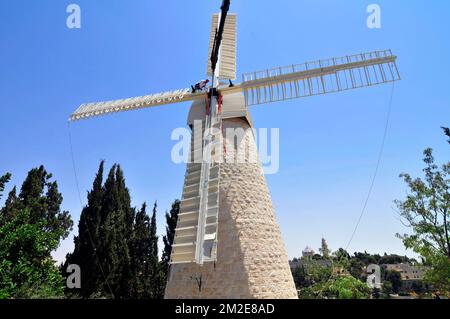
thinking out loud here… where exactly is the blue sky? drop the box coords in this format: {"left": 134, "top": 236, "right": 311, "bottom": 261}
{"left": 0, "top": 0, "right": 449, "bottom": 263}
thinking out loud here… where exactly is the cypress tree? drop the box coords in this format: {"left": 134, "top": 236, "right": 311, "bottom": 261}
{"left": 1, "top": 187, "right": 18, "bottom": 223}
{"left": 0, "top": 173, "right": 11, "bottom": 200}
{"left": 67, "top": 163, "right": 134, "bottom": 298}
{"left": 98, "top": 164, "right": 122, "bottom": 297}
{"left": 149, "top": 201, "right": 165, "bottom": 298}
{"left": 65, "top": 161, "right": 104, "bottom": 298}
{"left": 442, "top": 126, "right": 450, "bottom": 144}
{"left": 66, "top": 162, "right": 168, "bottom": 299}
{"left": 161, "top": 199, "right": 180, "bottom": 281}
{"left": 114, "top": 165, "right": 133, "bottom": 298}
{"left": 150, "top": 202, "right": 158, "bottom": 261}
{"left": 129, "top": 203, "right": 152, "bottom": 298}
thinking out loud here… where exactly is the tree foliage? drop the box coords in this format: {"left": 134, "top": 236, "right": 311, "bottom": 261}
{"left": 319, "top": 238, "right": 330, "bottom": 259}
{"left": 0, "top": 173, "right": 11, "bottom": 200}
{"left": 293, "top": 247, "right": 423, "bottom": 299}
{"left": 442, "top": 127, "right": 450, "bottom": 144}
{"left": 385, "top": 270, "right": 402, "bottom": 294}
{"left": 161, "top": 199, "right": 180, "bottom": 286}
{"left": 395, "top": 147, "right": 450, "bottom": 293}
{"left": 323, "top": 275, "right": 371, "bottom": 299}
{"left": 65, "top": 162, "right": 164, "bottom": 299}
{"left": 0, "top": 167, "right": 72, "bottom": 299}
{"left": 299, "top": 275, "right": 371, "bottom": 299}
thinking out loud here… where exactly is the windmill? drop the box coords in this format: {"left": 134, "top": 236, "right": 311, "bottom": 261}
{"left": 70, "top": 1, "right": 400, "bottom": 299}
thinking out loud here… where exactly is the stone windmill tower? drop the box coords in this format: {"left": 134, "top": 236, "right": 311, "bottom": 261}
{"left": 70, "top": 1, "right": 400, "bottom": 299}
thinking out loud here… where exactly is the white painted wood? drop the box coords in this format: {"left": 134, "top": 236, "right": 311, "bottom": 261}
{"left": 206, "top": 13, "right": 237, "bottom": 80}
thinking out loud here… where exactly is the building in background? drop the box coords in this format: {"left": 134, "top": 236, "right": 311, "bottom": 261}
{"left": 383, "top": 263, "right": 426, "bottom": 290}
{"left": 302, "top": 246, "right": 315, "bottom": 260}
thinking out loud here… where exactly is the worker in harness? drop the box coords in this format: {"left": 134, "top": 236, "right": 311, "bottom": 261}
{"left": 191, "top": 79, "right": 210, "bottom": 93}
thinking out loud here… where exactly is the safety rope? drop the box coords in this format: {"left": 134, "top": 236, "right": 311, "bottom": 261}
{"left": 217, "top": 94, "right": 227, "bottom": 156}
{"left": 297, "top": 82, "right": 396, "bottom": 298}
{"left": 67, "top": 122, "right": 115, "bottom": 298}
{"left": 344, "top": 82, "right": 396, "bottom": 251}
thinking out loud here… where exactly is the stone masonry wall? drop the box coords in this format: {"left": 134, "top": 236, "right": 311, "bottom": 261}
{"left": 164, "top": 118, "right": 297, "bottom": 299}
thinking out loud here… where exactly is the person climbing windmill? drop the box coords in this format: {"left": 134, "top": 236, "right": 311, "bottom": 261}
{"left": 191, "top": 79, "right": 210, "bottom": 93}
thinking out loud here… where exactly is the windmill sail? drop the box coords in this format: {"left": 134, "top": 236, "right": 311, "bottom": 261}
{"left": 69, "top": 88, "right": 203, "bottom": 121}
{"left": 170, "top": 8, "right": 234, "bottom": 265}
{"left": 171, "top": 112, "right": 222, "bottom": 264}
{"left": 206, "top": 13, "right": 237, "bottom": 80}
{"left": 237, "top": 50, "right": 400, "bottom": 106}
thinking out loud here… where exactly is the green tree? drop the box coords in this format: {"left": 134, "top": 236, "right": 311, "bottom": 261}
{"left": 324, "top": 276, "right": 371, "bottom": 299}
{"left": 129, "top": 203, "right": 152, "bottom": 298}
{"left": 114, "top": 165, "right": 134, "bottom": 297}
{"left": 382, "top": 281, "right": 393, "bottom": 296}
{"left": 0, "top": 173, "right": 11, "bottom": 199}
{"left": 378, "top": 254, "right": 410, "bottom": 265}
{"left": 0, "top": 167, "right": 73, "bottom": 299}
{"left": 292, "top": 265, "right": 310, "bottom": 288}
{"left": 66, "top": 163, "right": 134, "bottom": 298}
{"left": 301, "top": 275, "right": 371, "bottom": 299}
{"left": 385, "top": 270, "right": 402, "bottom": 294}
{"left": 65, "top": 161, "right": 105, "bottom": 298}
{"left": 149, "top": 202, "right": 165, "bottom": 299}
{"left": 442, "top": 127, "right": 450, "bottom": 144}
{"left": 348, "top": 258, "right": 365, "bottom": 280}
{"left": 333, "top": 248, "right": 351, "bottom": 272}
{"left": 65, "top": 162, "right": 167, "bottom": 299}
{"left": 308, "top": 263, "right": 332, "bottom": 284}
{"left": 352, "top": 251, "right": 379, "bottom": 265}
{"left": 161, "top": 199, "right": 180, "bottom": 284}
{"left": 150, "top": 202, "right": 158, "bottom": 262}
{"left": 411, "top": 281, "right": 424, "bottom": 294}
{"left": 319, "top": 238, "right": 330, "bottom": 259}
{"left": 395, "top": 147, "right": 450, "bottom": 294}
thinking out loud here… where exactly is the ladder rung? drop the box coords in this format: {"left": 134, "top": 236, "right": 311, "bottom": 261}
{"left": 208, "top": 192, "right": 218, "bottom": 198}
{"left": 175, "top": 225, "right": 197, "bottom": 232}
{"left": 181, "top": 196, "right": 200, "bottom": 204}
{"left": 181, "top": 203, "right": 199, "bottom": 212}
{"left": 178, "top": 211, "right": 198, "bottom": 217}
{"left": 183, "top": 185, "right": 199, "bottom": 194}
{"left": 176, "top": 219, "right": 198, "bottom": 228}
{"left": 183, "top": 189, "right": 199, "bottom": 199}
{"left": 191, "top": 145, "right": 204, "bottom": 152}
{"left": 201, "top": 257, "right": 216, "bottom": 263}
{"left": 174, "top": 232, "right": 196, "bottom": 238}
{"left": 174, "top": 234, "right": 196, "bottom": 242}
{"left": 207, "top": 205, "right": 218, "bottom": 212}
{"left": 208, "top": 177, "right": 219, "bottom": 183}
{"left": 204, "top": 233, "right": 216, "bottom": 241}
{"left": 184, "top": 181, "right": 200, "bottom": 188}
{"left": 170, "top": 259, "right": 196, "bottom": 264}
{"left": 187, "top": 167, "right": 201, "bottom": 175}
{"left": 185, "top": 172, "right": 201, "bottom": 182}
{"left": 172, "top": 242, "right": 196, "bottom": 248}
{"left": 184, "top": 180, "right": 200, "bottom": 189}
{"left": 170, "top": 252, "right": 195, "bottom": 263}
{"left": 208, "top": 186, "right": 218, "bottom": 194}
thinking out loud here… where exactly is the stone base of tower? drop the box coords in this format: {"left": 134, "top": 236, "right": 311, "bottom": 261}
{"left": 165, "top": 118, "right": 297, "bottom": 299}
